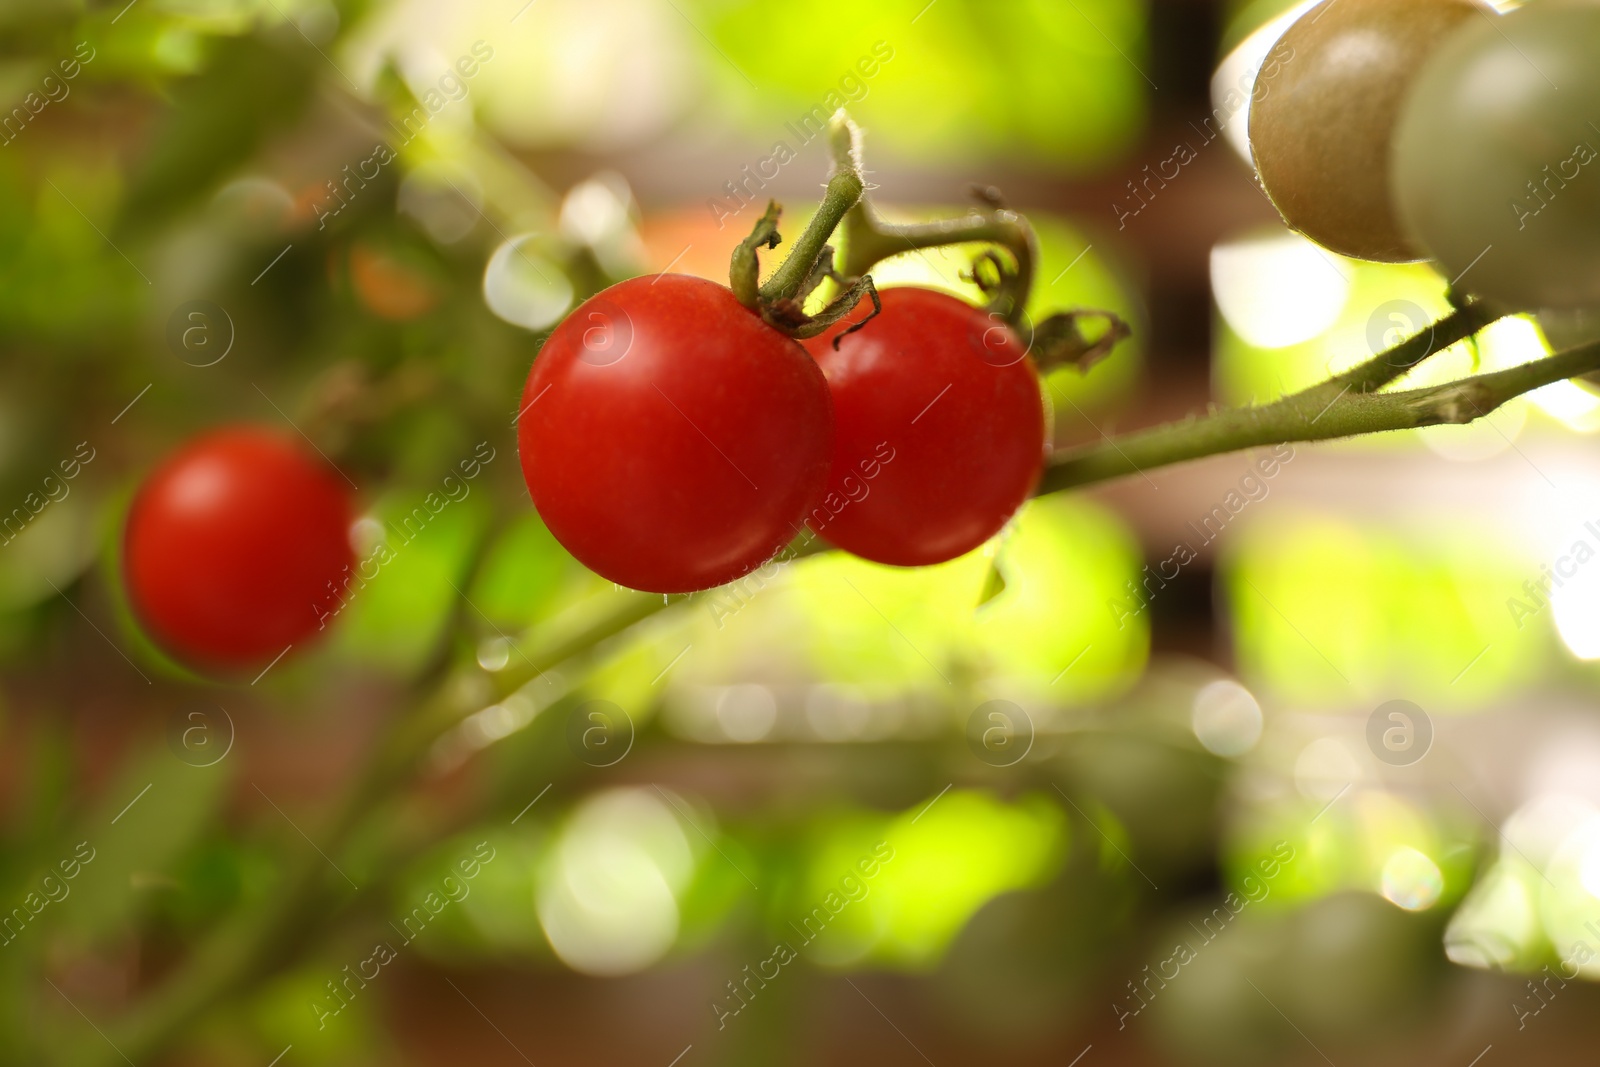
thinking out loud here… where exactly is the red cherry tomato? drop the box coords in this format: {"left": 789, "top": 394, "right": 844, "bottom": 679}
{"left": 518, "top": 273, "right": 834, "bottom": 593}
{"left": 802, "top": 288, "right": 1047, "bottom": 566}
{"left": 123, "top": 427, "right": 354, "bottom": 669}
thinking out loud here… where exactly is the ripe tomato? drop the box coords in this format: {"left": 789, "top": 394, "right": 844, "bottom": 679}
{"left": 123, "top": 427, "right": 354, "bottom": 669}
{"left": 1248, "top": 0, "right": 1489, "bottom": 262}
{"left": 1393, "top": 3, "right": 1600, "bottom": 309}
{"left": 518, "top": 273, "right": 833, "bottom": 593}
{"left": 801, "top": 288, "right": 1046, "bottom": 567}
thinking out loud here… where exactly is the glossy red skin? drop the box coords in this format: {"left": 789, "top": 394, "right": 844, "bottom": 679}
{"left": 802, "top": 288, "right": 1046, "bottom": 566}
{"left": 123, "top": 427, "right": 354, "bottom": 669}
{"left": 518, "top": 274, "right": 833, "bottom": 593}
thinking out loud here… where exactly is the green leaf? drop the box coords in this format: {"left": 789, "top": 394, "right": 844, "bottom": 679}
{"left": 467, "top": 512, "right": 581, "bottom": 629}
{"left": 119, "top": 34, "right": 317, "bottom": 234}
{"left": 332, "top": 490, "right": 491, "bottom": 673}
{"left": 50, "top": 743, "right": 231, "bottom": 945}
{"left": 976, "top": 557, "right": 1007, "bottom": 608}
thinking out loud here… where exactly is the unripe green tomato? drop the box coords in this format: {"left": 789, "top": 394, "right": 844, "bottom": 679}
{"left": 1537, "top": 307, "right": 1600, "bottom": 354}
{"left": 1536, "top": 307, "right": 1600, "bottom": 392}
{"left": 1248, "top": 0, "right": 1490, "bottom": 262}
{"left": 1392, "top": 4, "right": 1600, "bottom": 309}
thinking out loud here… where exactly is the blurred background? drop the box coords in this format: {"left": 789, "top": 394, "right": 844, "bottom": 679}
{"left": 4, "top": 0, "right": 1600, "bottom": 1064}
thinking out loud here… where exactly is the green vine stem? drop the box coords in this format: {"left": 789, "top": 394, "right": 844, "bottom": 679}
{"left": 734, "top": 111, "right": 1039, "bottom": 334}
{"left": 1320, "top": 297, "right": 1498, "bottom": 394}
{"left": 756, "top": 115, "right": 865, "bottom": 307}
{"left": 730, "top": 201, "right": 783, "bottom": 310}
{"left": 99, "top": 590, "right": 672, "bottom": 1066}
{"left": 1038, "top": 300, "right": 1507, "bottom": 493}
{"left": 837, "top": 197, "right": 1038, "bottom": 324}
{"left": 729, "top": 116, "right": 878, "bottom": 339}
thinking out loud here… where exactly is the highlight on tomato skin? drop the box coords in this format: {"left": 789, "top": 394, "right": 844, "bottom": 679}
{"left": 517, "top": 273, "right": 835, "bottom": 595}
{"left": 801, "top": 286, "right": 1048, "bottom": 568}
{"left": 122, "top": 426, "right": 356, "bottom": 671}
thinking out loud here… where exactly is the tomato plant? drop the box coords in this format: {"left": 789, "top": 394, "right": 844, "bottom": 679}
{"left": 36, "top": 17, "right": 1600, "bottom": 1056}
{"left": 122, "top": 426, "right": 354, "bottom": 669}
{"left": 517, "top": 273, "right": 834, "bottom": 593}
{"left": 802, "top": 287, "right": 1047, "bottom": 566}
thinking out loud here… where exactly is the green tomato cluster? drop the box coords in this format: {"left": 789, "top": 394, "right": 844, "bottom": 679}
{"left": 1250, "top": 0, "right": 1600, "bottom": 322}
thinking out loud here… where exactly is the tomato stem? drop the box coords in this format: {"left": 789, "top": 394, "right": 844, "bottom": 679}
{"left": 730, "top": 199, "right": 782, "bottom": 309}
{"left": 837, "top": 198, "right": 1039, "bottom": 325}
{"left": 754, "top": 113, "right": 866, "bottom": 309}
{"left": 1036, "top": 300, "right": 1508, "bottom": 493}
{"left": 736, "top": 111, "right": 1044, "bottom": 336}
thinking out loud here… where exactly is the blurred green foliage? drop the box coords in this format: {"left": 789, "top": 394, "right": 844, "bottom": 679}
{"left": 706, "top": 0, "right": 1150, "bottom": 169}
{"left": 1225, "top": 513, "right": 1546, "bottom": 708}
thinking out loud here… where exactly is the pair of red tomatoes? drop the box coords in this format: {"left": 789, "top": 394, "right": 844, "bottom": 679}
{"left": 516, "top": 275, "right": 1049, "bottom": 593}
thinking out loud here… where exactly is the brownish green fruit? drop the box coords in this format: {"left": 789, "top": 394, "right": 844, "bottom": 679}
{"left": 1392, "top": 3, "right": 1600, "bottom": 309}
{"left": 1248, "top": 0, "right": 1491, "bottom": 262}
